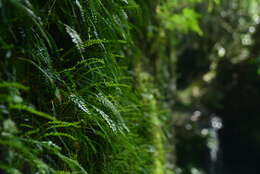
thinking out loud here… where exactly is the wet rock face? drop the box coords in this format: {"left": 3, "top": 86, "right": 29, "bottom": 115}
{"left": 204, "top": 59, "right": 260, "bottom": 174}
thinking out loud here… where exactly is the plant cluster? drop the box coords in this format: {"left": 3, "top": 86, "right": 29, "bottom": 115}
{"left": 0, "top": 0, "right": 168, "bottom": 173}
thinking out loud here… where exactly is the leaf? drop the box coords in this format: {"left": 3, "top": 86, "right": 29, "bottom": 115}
{"left": 92, "top": 105, "right": 118, "bottom": 132}
{"left": 9, "top": 104, "right": 56, "bottom": 120}
{"left": 43, "top": 132, "right": 77, "bottom": 141}
{"left": 56, "top": 153, "right": 88, "bottom": 174}
{"left": 24, "top": 128, "right": 40, "bottom": 136}
{"left": 75, "top": 0, "right": 85, "bottom": 22}
{"left": 83, "top": 135, "right": 97, "bottom": 154}
{"left": 69, "top": 94, "right": 90, "bottom": 114}
{"left": 105, "top": 82, "right": 131, "bottom": 88}
{"left": 65, "top": 24, "right": 84, "bottom": 56}
{"left": 97, "top": 93, "right": 129, "bottom": 132}
{"left": 122, "top": 0, "right": 128, "bottom": 4}
{"left": 47, "top": 120, "right": 81, "bottom": 129}
{"left": 82, "top": 39, "right": 109, "bottom": 48}
{"left": 18, "top": 57, "right": 56, "bottom": 87}
{"left": 55, "top": 171, "right": 72, "bottom": 174}
{"left": 0, "top": 82, "right": 29, "bottom": 90}
{"left": 59, "top": 58, "right": 104, "bottom": 73}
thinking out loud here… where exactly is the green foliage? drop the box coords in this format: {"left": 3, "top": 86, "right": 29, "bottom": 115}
{"left": 157, "top": 1, "right": 203, "bottom": 35}
{"left": 0, "top": 0, "right": 172, "bottom": 173}
{"left": 1, "top": 0, "right": 229, "bottom": 173}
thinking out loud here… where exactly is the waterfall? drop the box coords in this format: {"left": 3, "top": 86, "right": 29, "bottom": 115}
{"left": 207, "top": 116, "right": 223, "bottom": 174}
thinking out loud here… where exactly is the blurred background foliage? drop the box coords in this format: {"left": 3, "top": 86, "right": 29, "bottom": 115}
{"left": 1, "top": 0, "right": 260, "bottom": 174}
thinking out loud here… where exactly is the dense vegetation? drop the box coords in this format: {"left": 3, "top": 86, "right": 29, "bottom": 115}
{"left": 1, "top": 0, "right": 260, "bottom": 174}
{"left": 0, "top": 0, "right": 168, "bottom": 173}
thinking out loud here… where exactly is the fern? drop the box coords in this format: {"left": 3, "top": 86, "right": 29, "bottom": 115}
{"left": 9, "top": 104, "right": 56, "bottom": 121}
{"left": 0, "top": 82, "right": 29, "bottom": 91}
{"left": 43, "top": 132, "right": 77, "bottom": 141}
{"left": 0, "top": 0, "right": 169, "bottom": 173}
